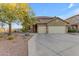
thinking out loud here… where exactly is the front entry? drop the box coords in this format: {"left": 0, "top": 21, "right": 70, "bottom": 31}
{"left": 33, "top": 24, "right": 37, "bottom": 33}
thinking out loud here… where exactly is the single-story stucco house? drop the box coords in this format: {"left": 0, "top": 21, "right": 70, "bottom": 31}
{"left": 66, "top": 14, "right": 79, "bottom": 31}
{"left": 31, "top": 16, "right": 69, "bottom": 33}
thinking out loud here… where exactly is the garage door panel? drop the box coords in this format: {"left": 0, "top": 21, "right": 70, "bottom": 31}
{"left": 38, "top": 26, "right": 46, "bottom": 33}
{"left": 48, "top": 26, "right": 66, "bottom": 33}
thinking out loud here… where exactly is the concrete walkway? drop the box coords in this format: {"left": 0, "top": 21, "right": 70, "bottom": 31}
{"left": 28, "top": 33, "right": 79, "bottom": 56}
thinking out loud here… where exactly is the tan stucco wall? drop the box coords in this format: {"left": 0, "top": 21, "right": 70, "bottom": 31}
{"left": 77, "top": 24, "right": 79, "bottom": 30}
{"left": 65, "top": 26, "right": 68, "bottom": 33}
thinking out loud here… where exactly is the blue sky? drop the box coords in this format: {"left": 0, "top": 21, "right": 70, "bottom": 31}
{"left": 29, "top": 3, "right": 79, "bottom": 19}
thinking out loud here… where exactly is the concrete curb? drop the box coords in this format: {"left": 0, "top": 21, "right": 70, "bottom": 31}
{"left": 28, "top": 34, "right": 37, "bottom": 56}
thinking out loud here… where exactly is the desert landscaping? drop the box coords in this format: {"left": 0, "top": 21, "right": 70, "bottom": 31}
{"left": 0, "top": 33, "right": 32, "bottom": 56}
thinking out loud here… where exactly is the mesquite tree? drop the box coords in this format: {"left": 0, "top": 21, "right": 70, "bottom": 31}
{"left": 0, "top": 3, "right": 34, "bottom": 35}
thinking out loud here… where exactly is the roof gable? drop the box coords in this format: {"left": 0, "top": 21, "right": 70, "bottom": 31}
{"left": 36, "top": 16, "right": 69, "bottom": 25}
{"left": 66, "top": 14, "right": 79, "bottom": 24}
{"left": 48, "top": 17, "right": 68, "bottom": 26}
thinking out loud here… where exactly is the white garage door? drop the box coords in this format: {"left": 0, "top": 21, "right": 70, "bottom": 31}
{"left": 37, "top": 26, "right": 46, "bottom": 33}
{"left": 48, "top": 26, "right": 66, "bottom": 33}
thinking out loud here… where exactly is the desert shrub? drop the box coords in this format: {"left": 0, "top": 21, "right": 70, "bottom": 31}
{"left": 7, "top": 35, "right": 14, "bottom": 40}
{"left": 21, "top": 28, "right": 28, "bottom": 32}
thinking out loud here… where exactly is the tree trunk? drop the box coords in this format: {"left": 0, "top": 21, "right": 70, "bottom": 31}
{"left": 8, "top": 23, "right": 11, "bottom": 35}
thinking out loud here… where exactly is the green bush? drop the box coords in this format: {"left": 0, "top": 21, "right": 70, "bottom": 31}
{"left": 68, "top": 29, "right": 77, "bottom": 33}
{"left": 21, "top": 28, "right": 28, "bottom": 32}
{"left": 7, "top": 35, "right": 14, "bottom": 40}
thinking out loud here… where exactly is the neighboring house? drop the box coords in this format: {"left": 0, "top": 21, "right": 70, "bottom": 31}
{"left": 31, "top": 16, "right": 69, "bottom": 33}
{"left": 66, "top": 14, "right": 79, "bottom": 31}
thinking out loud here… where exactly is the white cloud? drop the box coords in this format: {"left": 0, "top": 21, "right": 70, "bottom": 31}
{"left": 68, "top": 3, "right": 74, "bottom": 8}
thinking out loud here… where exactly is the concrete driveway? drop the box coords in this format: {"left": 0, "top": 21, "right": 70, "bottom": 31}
{"left": 28, "top": 33, "right": 79, "bottom": 56}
